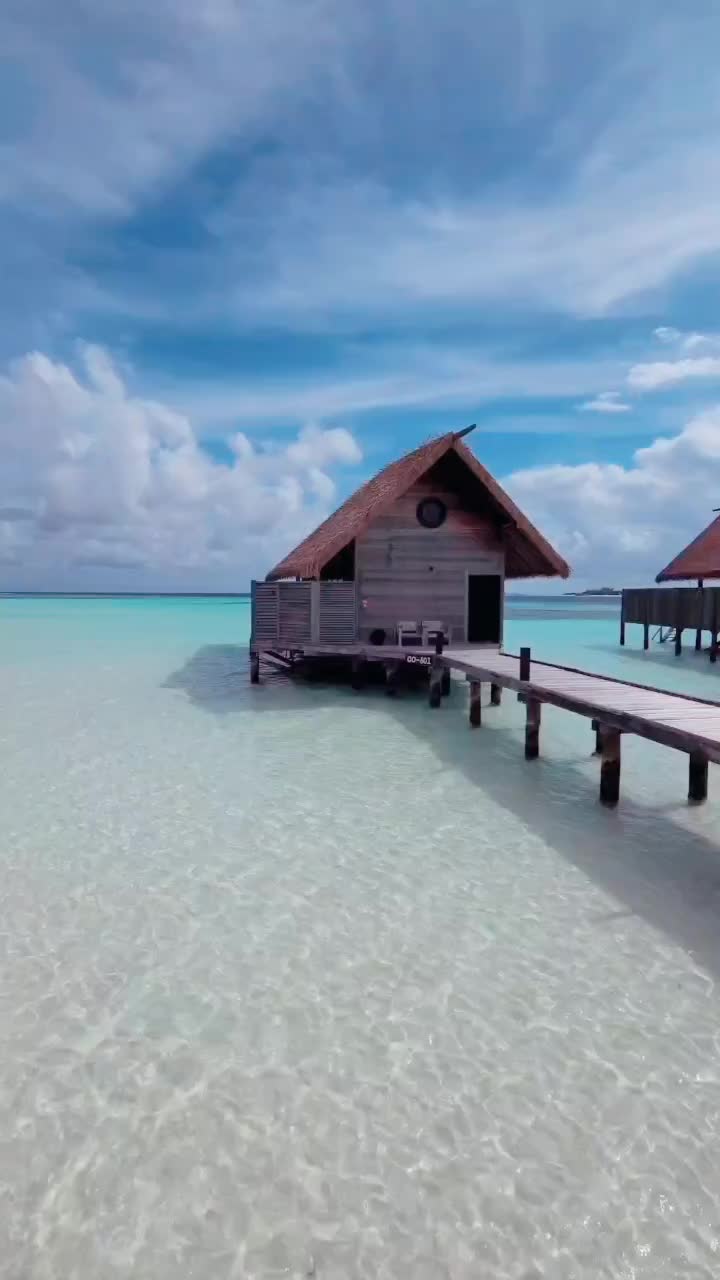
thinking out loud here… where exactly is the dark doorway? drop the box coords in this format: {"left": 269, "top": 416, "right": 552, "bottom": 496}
{"left": 467, "top": 574, "right": 502, "bottom": 643}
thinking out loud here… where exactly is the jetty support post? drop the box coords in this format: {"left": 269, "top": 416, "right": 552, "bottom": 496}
{"left": 490, "top": 683, "right": 502, "bottom": 706}
{"left": 250, "top": 651, "right": 260, "bottom": 684}
{"left": 695, "top": 579, "right": 704, "bottom": 652}
{"left": 519, "top": 647, "right": 531, "bottom": 681}
{"left": 525, "top": 697, "right": 541, "bottom": 760}
{"left": 441, "top": 667, "right": 452, "bottom": 697}
{"left": 620, "top": 593, "right": 626, "bottom": 646}
{"left": 351, "top": 657, "right": 365, "bottom": 691}
{"left": 385, "top": 660, "right": 401, "bottom": 697}
{"left": 675, "top": 595, "right": 683, "bottom": 656}
{"left": 429, "top": 660, "right": 443, "bottom": 708}
{"left": 429, "top": 630, "right": 445, "bottom": 707}
{"left": 468, "top": 679, "right": 482, "bottom": 727}
{"left": 711, "top": 593, "right": 718, "bottom": 663}
{"left": 688, "top": 751, "right": 709, "bottom": 804}
{"left": 591, "top": 719, "right": 602, "bottom": 754}
{"left": 599, "top": 727, "right": 621, "bottom": 807}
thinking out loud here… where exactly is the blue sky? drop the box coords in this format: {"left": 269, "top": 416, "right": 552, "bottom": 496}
{"left": 3, "top": 0, "right": 720, "bottom": 590}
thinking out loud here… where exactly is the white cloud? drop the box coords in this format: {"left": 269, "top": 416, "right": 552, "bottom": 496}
{"left": 578, "top": 391, "right": 630, "bottom": 414}
{"left": 3, "top": 3, "right": 720, "bottom": 344}
{"left": 653, "top": 326, "right": 720, "bottom": 353}
{"left": 627, "top": 356, "right": 720, "bottom": 390}
{"left": 0, "top": 345, "right": 361, "bottom": 586}
{"left": 166, "top": 352, "right": 630, "bottom": 431}
{"left": 631, "top": 326, "right": 720, "bottom": 387}
{"left": 0, "top": 0, "right": 341, "bottom": 219}
{"left": 505, "top": 405, "right": 720, "bottom": 584}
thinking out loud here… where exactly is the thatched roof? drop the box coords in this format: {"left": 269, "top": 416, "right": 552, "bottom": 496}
{"left": 656, "top": 514, "right": 720, "bottom": 581}
{"left": 266, "top": 427, "right": 570, "bottom": 581}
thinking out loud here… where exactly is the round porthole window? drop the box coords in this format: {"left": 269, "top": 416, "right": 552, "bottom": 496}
{"left": 416, "top": 496, "right": 447, "bottom": 529}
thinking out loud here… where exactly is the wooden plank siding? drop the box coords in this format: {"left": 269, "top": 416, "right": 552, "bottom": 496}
{"left": 355, "top": 481, "right": 504, "bottom": 644}
{"left": 623, "top": 586, "right": 720, "bottom": 630}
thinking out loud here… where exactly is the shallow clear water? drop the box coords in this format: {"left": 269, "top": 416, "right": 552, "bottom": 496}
{"left": 3, "top": 597, "right": 720, "bottom": 1279}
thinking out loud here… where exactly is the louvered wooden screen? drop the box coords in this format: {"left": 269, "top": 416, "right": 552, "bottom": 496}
{"left": 251, "top": 581, "right": 279, "bottom": 646}
{"left": 277, "top": 582, "right": 312, "bottom": 643}
{"left": 318, "top": 582, "right": 358, "bottom": 643}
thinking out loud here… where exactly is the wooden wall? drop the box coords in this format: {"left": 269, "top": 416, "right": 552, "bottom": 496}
{"left": 623, "top": 586, "right": 720, "bottom": 630}
{"left": 355, "top": 480, "right": 504, "bottom": 643}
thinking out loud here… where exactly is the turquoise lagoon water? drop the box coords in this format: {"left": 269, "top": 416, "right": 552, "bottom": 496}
{"left": 3, "top": 595, "right": 720, "bottom": 1278}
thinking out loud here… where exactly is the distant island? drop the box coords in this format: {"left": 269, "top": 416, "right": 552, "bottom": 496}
{"left": 566, "top": 587, "right": 621, "bottom": 597}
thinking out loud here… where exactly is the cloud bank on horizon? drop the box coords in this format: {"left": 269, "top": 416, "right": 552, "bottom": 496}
{"left": 3, "top": 0, "right": 720, "bottom": 589}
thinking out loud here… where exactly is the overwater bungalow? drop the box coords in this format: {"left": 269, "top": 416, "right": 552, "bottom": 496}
{"left": 621, "top": 513, "right": 720, "bottom": 658}
{"left": 250, "top": 426, "right": 569, "bottom": 680}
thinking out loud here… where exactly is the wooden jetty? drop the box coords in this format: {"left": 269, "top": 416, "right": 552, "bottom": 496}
{"left": 432, "top": 645, "right": 719, "bottom": 806}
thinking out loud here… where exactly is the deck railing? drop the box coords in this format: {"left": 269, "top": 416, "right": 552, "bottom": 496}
{"left": 622, "top": 586, "right": 720, "bottom": 631}
{"left": 251, "top": 580, "right": 358, "bottom": 650}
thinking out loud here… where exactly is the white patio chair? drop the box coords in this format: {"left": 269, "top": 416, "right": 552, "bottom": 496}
{"left": 397, "top": 620, "right": 422, "bottom": 647}
{"left": 421, "top": 620, "right": 452, "bottom": 648}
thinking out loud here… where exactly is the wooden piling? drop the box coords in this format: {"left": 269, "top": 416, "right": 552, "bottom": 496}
{"left": 688, "top": 751, "right": 709, "bottom": 803}
{"left": 469, "top": 680, "right": 482, "bottom": 727}
{"left": 384, "top": 660, "right": 400, "bottom": 696}
{"left": 519, "top": 647, "right": 531, "bottom": 681}
{"left": 592, "top": 719, "right": 602, "bottom": 755}
{"left": 490, "top": 683, "right": 502, "bottom": 706}
{"left": 250, "top": 652, "right": 260, "bottom": 684}
{"left": 643, "top": 622, "right": 650, "bottom": 651}
{"left": 441, "top": 667, "right": 452, "bottom": 697}
{"left": 429, "top": 660, "right": 443, "bottom": 708}
{"left": 599, "top": 728, "right": 621, "bottom": 806}
{"left": 525, "top": 698, "right": 541, "bottom": 760}
{"left": 696, "top": 578, "right": 704, "bottom": 653}
{"left": 620, "top": 593, "right": 626, "bottom": 646}
{"left": 351, "top": 658, "right": 365, "bottom": 691}
{"left": 675, "top": 596, "right": 683, "bottom": 656}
